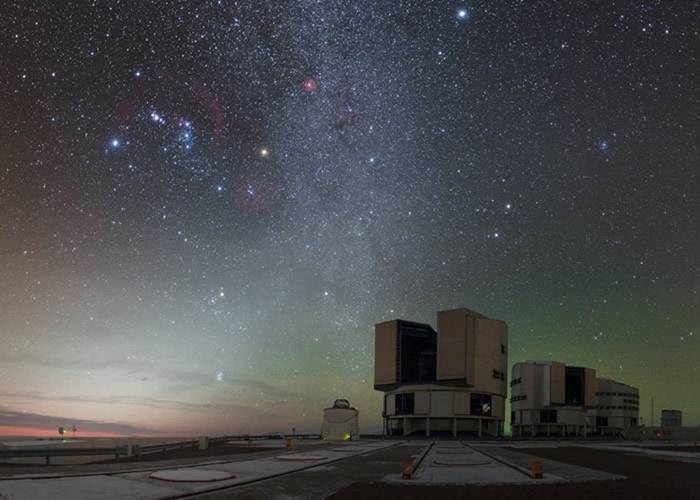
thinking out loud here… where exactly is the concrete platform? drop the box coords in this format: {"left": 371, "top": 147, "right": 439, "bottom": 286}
{"left": 0, "top": 440, "right": 400, "bottom": 500}
{"left": 385, "top": 443, "right": 565, "bottom": 485}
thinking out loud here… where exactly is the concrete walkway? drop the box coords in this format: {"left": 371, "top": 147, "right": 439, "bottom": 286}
{"left": 385, "top": 442, "right": 565, "bottom": 485}
{"left": 0, "top": 441, "right": 400, "bottom": 500}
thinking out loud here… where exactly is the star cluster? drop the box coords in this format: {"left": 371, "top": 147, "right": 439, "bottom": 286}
{"left": 0, "top": 1, "right": 698, "bottom": 435}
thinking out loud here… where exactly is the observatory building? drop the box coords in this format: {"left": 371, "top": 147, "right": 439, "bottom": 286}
{"left": 374, "top": 308, "right": 508, "bottom": 437}
{"left": 592, "top": 378, "right": 639, "bottom": 436}
{"left": 321, "top": 399, "right": 359, "bottom": 440}
{"left": 510, "top": 361, "right": 598, "bottom": 437}
{"left": 510, "top": 361, "right": 639, "bottom": 437}
{"left": 661, "top": 409, "right": 682, "bottom": 428}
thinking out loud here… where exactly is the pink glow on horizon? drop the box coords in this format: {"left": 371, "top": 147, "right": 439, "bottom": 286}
{"left": 0, "top": 426, "right": 135, "bottom": 438}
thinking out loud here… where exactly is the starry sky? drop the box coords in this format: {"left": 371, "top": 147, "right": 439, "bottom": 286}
{"left": 1, "top": 1, "right": 698, "bottom": 436}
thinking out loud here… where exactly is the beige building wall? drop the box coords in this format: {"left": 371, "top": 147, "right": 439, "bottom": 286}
{"left": 435, "top": 309, "right": 468, "bottom": 382}
{"left": 512, "top": 361, "right": 552, "bottom": 410}
{"left": 414, "top": 391, "right": 430, "bottom": 415}
{"left": 591, "top": 378, "right": 639, "bottom": 434}
{"left": 431, "top": 391, "right": 454, "bottom": 418}
{"left": 550, "top": 362, "right": 566, "bottom": 404}
{"left": 491, "top": 393, "right": 505, "bottom": 419}
{"left": 374, "top": 320, "right": 397, "bottom": 388}
{"left": 584, "top": 368, "right": 598, "bottom": 407}
{"left": 453, "top": 391, "right": 469, "bottom": 415}
{"left": 472, "top": 317, "right": 508, "bottom": 397}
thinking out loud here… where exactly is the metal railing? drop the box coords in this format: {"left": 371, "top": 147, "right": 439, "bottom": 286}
{"left": 212, "top": 433, "right": 322, "bottom": 442}
{"left": 0, "top": 446, "right": 128, "bottom": 465}
{"left": 131, "top": 440, "right": 199, "bottom": 457}
{"left": 0, "top": 433, "right": 325, "bottom": 465}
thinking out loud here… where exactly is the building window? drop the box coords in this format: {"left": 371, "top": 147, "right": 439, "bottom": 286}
{"left": 395, "top": 393, "right": 415, "bottom": 415}
{"left": 470, "top": 393, "right": 492, "bottom": 416}
{"left": 511, "top": 411, "right": 516, "bottom": 424}
{"left": 397, "top": 323, "right": 436, "bottom": 384}
{"left": 501, "top": 344, "right": 506, "bottom": 354}
{"left": 492, "top": 369, "right": 505, "bottom": 380}
{"left": 596, "top": 416, "right": 608, "bottom": 427}
{"left": 540, "top": 409, "right": 557, "bottom": 424}
{"left": 565, "top": 366, "right": 585, "bottom": 405}
{"left": 510, "top": 377, "right": 522, "bottom": 386}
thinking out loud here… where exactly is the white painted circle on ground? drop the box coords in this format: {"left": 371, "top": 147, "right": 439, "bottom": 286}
{"left": 149, "top": 469, "right": 235, "bottom": 482}
{"left": 276, "top": 454, "right": 326, "bottom": 461}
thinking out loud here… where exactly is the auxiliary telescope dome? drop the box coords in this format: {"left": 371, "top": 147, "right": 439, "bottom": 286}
{"left": 322, "top": 398, "right": 359, "bottom": 441}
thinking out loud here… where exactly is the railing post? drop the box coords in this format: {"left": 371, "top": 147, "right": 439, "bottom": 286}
{"left": 45, "top": 455, "right": 50, "bottom": 465}
{"left": 198, "top": 436, "right": 209, "bottom": 450}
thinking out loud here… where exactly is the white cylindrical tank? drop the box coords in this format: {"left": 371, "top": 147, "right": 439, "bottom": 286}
{"left": 322, "top": 399, "right": 359, "bottom": 440}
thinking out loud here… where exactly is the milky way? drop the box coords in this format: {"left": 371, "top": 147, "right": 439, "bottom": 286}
{"left": 1, "top": 1, "right": 698, "bottom": 435}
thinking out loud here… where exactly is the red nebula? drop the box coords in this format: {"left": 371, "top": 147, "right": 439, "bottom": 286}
{"left": 303, "top": 78, "right": 317, "bottom": 92}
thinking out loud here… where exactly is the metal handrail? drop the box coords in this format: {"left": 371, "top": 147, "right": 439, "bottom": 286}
{"left": 0, "top": 446, "right": 128, "bottom": 465}
{"left": 134, "top": 440, "right": 198, "bottom": 455}
{"left": 212, "top": 433, "right": 322, "bottom": 442}
{"left": 0, "top": 433, "right": 326, "bottom": 465}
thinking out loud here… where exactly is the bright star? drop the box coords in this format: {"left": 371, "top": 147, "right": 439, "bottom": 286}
{"left": 456, "top": 7, "right": 470, "bottom": 20}
{"left": 303, "top": 78, "right": 317, "bottom": 92}
{"left": 110, "top": 138, "right": 120, "bottom": 148}
{"left": 260, "top": 147, "right": 269, "bottom": 158}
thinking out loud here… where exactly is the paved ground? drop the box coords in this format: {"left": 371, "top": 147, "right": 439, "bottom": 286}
{"left": 329, "top": 445, "right": 700, "bottom": 500}
{"left": 3, "top": 440, "right": 699, "bottom": 499}
{"left": 0, "top": 441, "right": 401, "bottom": 499}
{"left": 473, "top": 445, "right": 622, "bottom": 482}
{"left": 190, "top": 442, "right": 425, "bottom": 499}
{"left": 0, "top": 447, "right": 305, "bottom": 478}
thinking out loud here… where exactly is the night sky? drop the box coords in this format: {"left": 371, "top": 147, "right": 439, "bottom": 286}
{"left": 1, "top": 1, "right": 698, "bottom": 436}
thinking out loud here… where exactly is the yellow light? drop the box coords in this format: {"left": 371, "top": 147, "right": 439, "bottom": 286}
{"left": 260, "top": 147, "right": 269, "bottom": 158}
{"left": 343, "top": 432, "right": 352, "bottom": 441}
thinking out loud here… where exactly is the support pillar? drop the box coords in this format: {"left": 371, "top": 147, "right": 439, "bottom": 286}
{"left": 426, "top": 417, "right": 430, "bottom": 437}
{"left": 452, "top": 418, "right": 457, "bottom": 437}
{"left": 478, "top": 418, "right": 482, "bottom": 438}
{"left": 403, "top": 417, "right": 408, "bottom": 437}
